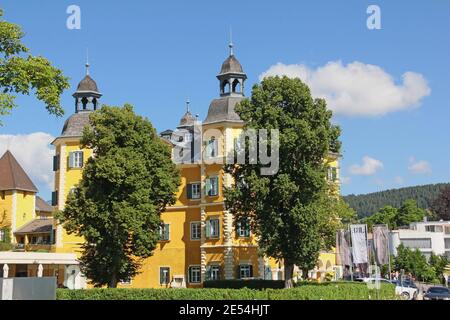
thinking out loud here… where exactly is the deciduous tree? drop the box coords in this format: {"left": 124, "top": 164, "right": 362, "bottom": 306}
{"left": 225, "top": 76, "right": 341, "bottom": 288}
{"left": 0, "top": 9, "right": 69, "bottom": 124}
{"left": 57, "top": 104, "right": 180, "bottom": 288}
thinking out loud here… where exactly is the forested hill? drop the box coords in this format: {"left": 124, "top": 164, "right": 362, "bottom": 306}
{"left": 344, "top": 183, "right": 450, "bottom": 218}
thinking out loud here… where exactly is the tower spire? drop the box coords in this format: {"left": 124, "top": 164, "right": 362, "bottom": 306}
{"left": 228, "top": 27, "right": 234, "bottom": 56}
{"left": 186, "top": 98, "right": 190, "bottom": 113}
{"left": 85, "top": 48, "right": 90, "bottom": 76}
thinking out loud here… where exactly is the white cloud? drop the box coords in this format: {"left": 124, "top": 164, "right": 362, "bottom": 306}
{"left": 0, "top": 132, "right": 55, "bottom": 190}
{"left": 259, "top": 61, "right": 431, "bottom": 117}
{"left": 408, "top": 158, "right": 432, "bottom": 174}
{"left": 349, "top": 156, "right": 384, "bottom": 176}
{"left": 340, "top": 176, "right": 351, "bottom": 185}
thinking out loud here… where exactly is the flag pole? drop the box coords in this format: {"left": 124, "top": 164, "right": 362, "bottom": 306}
{"left": 386, "top": 224, "right": 392, "bottom": 281}
{"left": 348, "top": 225, "right": 353, "bottom": 282}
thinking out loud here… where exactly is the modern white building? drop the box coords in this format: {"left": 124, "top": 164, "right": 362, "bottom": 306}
{"left": 390, "top": 220, "right": 450, "bottom": 260}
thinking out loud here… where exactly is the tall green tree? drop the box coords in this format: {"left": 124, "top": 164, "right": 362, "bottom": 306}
{"left": 57, "top": 104, "right": 180, "bottom": 288}
{"left": 0, "top": 9, "right": 69, "bottom": 124}
{"left": 317, "top": 196, "right": 356, "bottom": 250}
{"left": 431, "top": 186, "right": 450, "bottom": 221}
{"left": 224, "top": 76, "right": 341, "bottom": 287}
{"left": 429, "top": 253, "right": 449, "bottom": 284}
{"left": 396, "top": 199, "right": 427, "bottom": 227}
{"left": 364, "top": 206, "right": 398, "bottom": 230}
{"left": 394, "top": 244, "right": 435, "bottom": 282}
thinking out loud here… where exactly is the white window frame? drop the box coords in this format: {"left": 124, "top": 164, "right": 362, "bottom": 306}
{"left": 191, "top": 183, "right": 201, "bottom": 200}
{"left": 209, "top": 264, "right": 220, "bottom": 281}
{"left": 206, "top": 176, "right": 219, "bottom": 197}
{"left": 190, "top": 221, "right": 201, "bottom": 241}
{"left": 0, "top": 229, "right": 4, "bottom": 242}
{"left": 237, "top": 220, "right": 251, "bottom": 238}
{"left": 188, "top": 265, "right": 201, "bottom": 284}
{"left": 159, "top": 266, "right": 171, "bottom": 286}
{"left": 207, "top": 218, "right": 220, "bottom": 239}
{"left": 159, "top": 223, "right": 170, "bottom": 241}
{"left": 69, "top": 151, "right": 84, "bottom": 169}
{"left": 205, "top": 137, "right": 218, "bottom": 159}
{"left": 184, "top": 133, "right": 192, "bottom": 143}
{"left": 239, "top": 264, "right": 252, "bottom": 279}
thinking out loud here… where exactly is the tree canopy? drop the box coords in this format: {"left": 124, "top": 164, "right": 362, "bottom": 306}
{"left": 224, "top": 76, "right": 341, "bottom": 287}
{"left": 363, "top": 199, "right": 427, "bottom": 230}
{"left": 344, "top": 183, "right": 449, "bottom": 219}
{"left": 56, "top": 104, "right": 180, "bottom": 288}
{"left": 0, "top": 9, "right": 69, "bottom": 124}
{"left": 431, "top": 186, "right": 450, "bottom": 221}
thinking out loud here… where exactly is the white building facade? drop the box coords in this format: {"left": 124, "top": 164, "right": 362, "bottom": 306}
{"left": 390, "top": 220, "right": 450, "bottom": 260}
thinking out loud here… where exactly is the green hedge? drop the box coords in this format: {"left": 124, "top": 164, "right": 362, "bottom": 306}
{"left": 56, "top": 282, "right": 396, "bottom": 300}
{"left": 203, "top": 279, "right": 285, "bottom": 289}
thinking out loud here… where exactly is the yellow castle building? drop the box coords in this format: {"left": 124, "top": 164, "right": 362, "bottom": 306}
{"left": 0, "top": 45, "right": 340, "bottom": 288}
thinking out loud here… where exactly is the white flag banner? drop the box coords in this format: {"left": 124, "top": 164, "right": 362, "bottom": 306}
{"left": 350, "top": 224, "right": 368, "bottom": 264}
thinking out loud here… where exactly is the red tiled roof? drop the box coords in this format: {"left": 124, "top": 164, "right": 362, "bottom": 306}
{"left": 0, "top": 151, "right": 38, "bottom": 192}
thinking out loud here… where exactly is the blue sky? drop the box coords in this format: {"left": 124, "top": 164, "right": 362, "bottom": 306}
{"left": 1, "top": 0, "right": 449, "bottom": 200}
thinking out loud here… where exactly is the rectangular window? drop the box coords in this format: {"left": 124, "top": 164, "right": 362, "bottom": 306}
{"left": 190, "top": 222, "right": 201, "bottom": 240}
{"left": 206, "top": 177, "right": 219, "bottom": 197}
{"left": 184, "top": 133, "right": 192, "bottom": 143}
{"left": 187, "top": 183, "right": 201, "bottom": 200}
{"left": 445, "top": 238, "right": 450, "bottom": 249}
{"left": 445, "top": 227, "right": 450, "bottom": 235}
{"left": 327, "top": 167, "right": 338, "bottom": 182}
{"left": 239, "top": 264, "right": 253, "bottom": 279}
{"left": 206, "top": 265, "right": 220, "bottom": 281}
{"left": 160, "top": 267, "right": 170, "bottom": 285}
{"left": 425, "top": 225, "right": 443, "bottom": 233}
{"left": 206, "top": 218, "right": 220, "bottom": 239}
{"left": 205, "top": 138, "right": 218, "bottom": 158}
{"left": 159, "top": 223, "right": 170, "bottom": 241}
{"left": 0, "top": 229, "right": 4, "bottom": 242}
{"left": 237, "top": 220, "right": 251, "bottom": 238}
{"left": 189, "top": 266, "right": 201, "bottom": 283}
{"left": 401, "top": 238, "right": 432, "bottom": 249}
{"left": 68, "top": 151, "right": 84, "bottom": 169}
{"left": 53, "top": 155, "right": 60, "bottom": 171}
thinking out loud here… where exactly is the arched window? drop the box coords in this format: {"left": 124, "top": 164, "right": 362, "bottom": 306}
{"left": 232, "top": 79, "right": 241, "bottom": 93}
{"left": 221, "top": 80, "right": 230, "bottom": 94}
{"left": 81, "top": 97, "right": 88, "bottom": 110}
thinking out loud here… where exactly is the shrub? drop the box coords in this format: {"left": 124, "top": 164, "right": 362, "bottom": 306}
{"left": 56, "top": 282, "right": 396, "bottom": 300}
{"left": 203, "top": 280, "right": 285, "bottom": 289}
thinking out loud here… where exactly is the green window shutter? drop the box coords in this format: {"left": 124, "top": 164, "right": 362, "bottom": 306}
{"left": 205, "top": 220, "right": 211, "bottom": 238}
{"left": 53, "top": 155, "right": 60, "bottom": 171}
{"left": 187, "top": 184, "right": 192, "bottom": 199}
{"left": 51, "top": 191, "right": 58, "bottom": 206}
{"left": 80, "top": 152, "right": 84, "bottom": 168}
{"left": 249, "top": 265, "right": 253, "bottom": 278}
{"left": 165, "top": 224, "right": 170, "bottom": 240}
{"left": 236, "top": 265, "right": 241, "bottom": 279}
{"left": 68, "top": 152, "right": 74, "bottom": 168}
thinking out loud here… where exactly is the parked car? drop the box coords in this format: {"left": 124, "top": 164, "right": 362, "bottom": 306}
{"left": 389, "top": 280, "right": 419, "bottom": 300}
{"left": 354, "top": 277, "right": 418, "bottom": 300}
{"left": 423, "top": 286, "right": 450, "bottom": 300}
